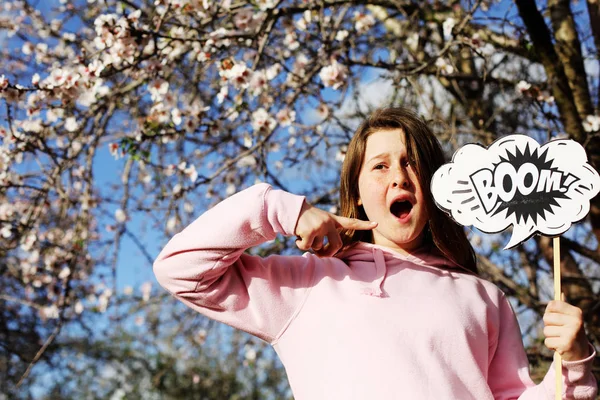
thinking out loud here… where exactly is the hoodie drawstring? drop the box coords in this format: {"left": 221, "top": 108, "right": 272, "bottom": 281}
{"left": 361, "top": 247, "right": 388, "bottom": 297}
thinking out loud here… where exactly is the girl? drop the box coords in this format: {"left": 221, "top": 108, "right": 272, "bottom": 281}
{"left": 154, "top": 107, "right": 597, "bottom": 399}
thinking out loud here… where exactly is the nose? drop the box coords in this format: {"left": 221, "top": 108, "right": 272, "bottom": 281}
{"left": 391, "top": 166, "right": 410, "bottom": 189}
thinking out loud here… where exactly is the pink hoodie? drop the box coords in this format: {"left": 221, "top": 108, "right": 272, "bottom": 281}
{"left": 153, "top": 183, "right": 597, "bottom": 399}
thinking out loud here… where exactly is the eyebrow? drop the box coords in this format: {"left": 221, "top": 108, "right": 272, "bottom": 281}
{"left": 365, "top": 153, "right": 390, "bottom": 164}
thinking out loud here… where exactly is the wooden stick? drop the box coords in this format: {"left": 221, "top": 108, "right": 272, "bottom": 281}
{"left": 553, "top": 236, "right": 562, "bottom": 400}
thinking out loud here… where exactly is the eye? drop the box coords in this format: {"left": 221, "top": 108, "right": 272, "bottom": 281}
{"left": 374, "top": 163, "right": 386, "bottom": 170}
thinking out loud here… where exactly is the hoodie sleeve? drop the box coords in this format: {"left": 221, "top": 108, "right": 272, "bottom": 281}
{"left": 153, "top": 183, "right": 318, "bottom": 343}
{"left": 487, "top": 293, "right": 597, "bottom": 400}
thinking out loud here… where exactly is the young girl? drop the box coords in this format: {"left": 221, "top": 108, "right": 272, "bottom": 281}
{"left": 154, "top": 107, "right": 597, "bottom": 399}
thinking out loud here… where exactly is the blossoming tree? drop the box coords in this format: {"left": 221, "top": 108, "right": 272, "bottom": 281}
{"left": 1, "top": 0, "right": 599, "bottom": 396}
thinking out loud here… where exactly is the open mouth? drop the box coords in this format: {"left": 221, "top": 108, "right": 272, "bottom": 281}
{"left": 390, "top": 200, "right": 413, "bottom": 219}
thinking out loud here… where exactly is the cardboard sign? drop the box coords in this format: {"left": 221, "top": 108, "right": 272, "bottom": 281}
{"left": 431, "top": 135, "right": 600, "bottom": 249}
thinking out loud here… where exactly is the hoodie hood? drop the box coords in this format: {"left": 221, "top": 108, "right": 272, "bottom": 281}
{"left": 335, "top": 241, "right": 467, "bottom": 297}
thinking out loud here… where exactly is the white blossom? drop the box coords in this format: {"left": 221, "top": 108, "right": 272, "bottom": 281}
{"left": 251, "top": 108, "right": 275, "bottom": 133}
{"left": 98, "top": 295, "right": 109, "bottom": 312}
{"left": 237, "top": 155, "right": 256, "bottom": 167}
{"left": 316, "top": 104, "right": 330, "bottom": 119}
{"left": 443, "top": 17, "right": 456, "bottom": 38}
{"left": 20, "top": 233, "right": 36, "bottom": 251}
{"left": 435, "top": 58, "right": 454, "bottom": 74}
{"left": 74, "top": 301, "right": 84, "bottom": 314}
{"left": 233, "top": 9, "right": 257, "bottom": 30}
{"left": 245, "top": 347, "right": 257, "bottom": 361}
{"left": 166, "top": 216, "right": 177, "bottom": 233}
{"left": 516, "top": 80, "right": 531, "bottom": 93}
{"left": 1, "top": 224, "right": 11, "bottom": 238}
{"left": 583, "top": 115, "right": 600, "bottom": 132}
{"left": 248, "top": 70, "right": 267, "bottom": 97}
{"left": 319, "top": 60, "right": 347, "bottom": 90}
{"left": 22, "top": 42, "right": 34, "bottom": 55}
{"left": 0, "top": 75, "right": 8, "bottom": 91}
{"left": 221, "top": 63, "right": 250, "bottom": 89}
{"left": 335, "top": 30, "right": 349, "bottom": 41}
{"left": 64, "top": 117, "right": 79, "bottom": 132}
{"left": 354, "top": 12, "right": 375, "bottom": 34}
{"left": 256, "top": 0, "right": 276, "bottom": 11}
{"left": 115, "top": 208, "right": 127, "bottom": 223}
{"left": 184, "top": 164, "right": 198, "bottom": 182}
{"left": 171, "top": 108, "right": 182, "bottom": 125}
{"left": 140, "top": 281, "right": 152, "bottom": 302}
{"left": 406, "top": 33, "right": 419, "bottom": 51}
{"left": 148, "top": 80, "right": 169, "bottom": 102}
{"left": 265, "top": 63, "right": 281, "bottom": 80}
{"left": 58, "top": 267, "right": 71, "bottom": 279}
{"left": 276, "top": 108, "right": 296, "bottom": 127}
{"left": 217, "top": 86, "right": 228, "bottom": 104}
{"left": 39, "top": 304, "right": 59, "bottom": 320}
{"left": 226, "top": 183, "right": 236, "bottom": 195}
{"left": 108, "top": 142, "right": 122, "bottom": 160}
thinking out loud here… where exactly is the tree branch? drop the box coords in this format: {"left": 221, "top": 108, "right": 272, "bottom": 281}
{"left": 548, "top": 0, "right": 593, "bottom": 118}
{"left": 514, "top": 0, "right": 585, "bottom": 140}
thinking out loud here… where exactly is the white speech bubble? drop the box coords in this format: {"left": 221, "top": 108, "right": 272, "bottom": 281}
{"left": 431, "top": 135, "right": 600, "bottom": 249}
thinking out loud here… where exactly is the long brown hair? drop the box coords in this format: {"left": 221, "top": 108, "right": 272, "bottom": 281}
{"left": 339, "top": 107, "right": 478, "bottom": 275}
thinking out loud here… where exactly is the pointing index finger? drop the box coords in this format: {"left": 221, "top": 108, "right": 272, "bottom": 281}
{"left": 333, "top": 215, "right": 377, "bottom": 230}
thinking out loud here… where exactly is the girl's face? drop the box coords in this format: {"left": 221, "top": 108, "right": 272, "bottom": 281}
{"left": 357, "top": 129, "right": 428, "bottom": 254}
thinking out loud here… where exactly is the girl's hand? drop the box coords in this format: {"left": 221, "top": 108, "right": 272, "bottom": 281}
{"left": 543, "top": 294, "right": 590, "bottom": 361}
{"left": 294, "top": 201, "right": 377, "bottom": 257}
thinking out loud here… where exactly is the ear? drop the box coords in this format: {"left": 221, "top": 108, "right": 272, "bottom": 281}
{"left": 357, "top": 198, "right": 362, "bottom": 206}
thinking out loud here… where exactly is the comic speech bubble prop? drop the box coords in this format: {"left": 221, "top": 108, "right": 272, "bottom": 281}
{"left": 431, "top": 135, "right": 600, "bottom": 249}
